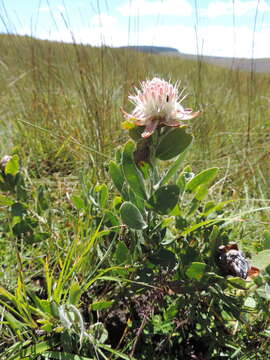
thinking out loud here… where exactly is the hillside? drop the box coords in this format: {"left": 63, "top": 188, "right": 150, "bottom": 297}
{"left": 0, "top": 33, "right": 270, "bottom": 193}
{"left": 174, "top": 52, "right": 270, "bottom": 73}
{"left": 121, "top": 45, "right": 270, "bottom": 73}
{"left": 119, "top": 45, "right": 180, "bottom": 54}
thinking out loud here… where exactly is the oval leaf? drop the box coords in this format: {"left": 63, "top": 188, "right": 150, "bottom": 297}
{"left": 108, "top": 160, "right": 125, "bottom": 195}
{"left": 71, "top": 195, "right": 85, "bottom": 210}
{"left": 122, "top": 141, "right": 147, "bottom": 199}
{"left": 227, "top": 277, "right": 252, "bottom": 290}
{"left": 5, "top": 155, "right": 20, "bottom": 176}
{"left": 186, "top": 262, "right": 207, "bottom": 280}
{"left": 95, "top": 184, "right": 108, "bottom": 209}
{"left": 91, "top": 300, "right": 114, "bottom": 311}
{"left": 120, "top": 201, "right": 147, "bottom": 230}
{"left": 68, "top": 282, "right": 82, "bottom": 305}
{"left": 158, "top": 151, "right": 187, "bottom": 187}
{"left": 252, "top": 249, "right": 270, "bottom": 270}
{"left": 156, "top": 128, "right": 193, "bottom": 160}
{"left": 185, "top": 167, "right": 219, "bottom": 193}
{"left": 115, "top": 241, "right": 130, "bottom": 264}
{"left": 148, "top": 185, "right": 180, "bottom": 215}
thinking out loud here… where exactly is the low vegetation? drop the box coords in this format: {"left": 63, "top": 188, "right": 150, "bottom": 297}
{"left": 0, "top": 34, "right": 270, "bottom": 359}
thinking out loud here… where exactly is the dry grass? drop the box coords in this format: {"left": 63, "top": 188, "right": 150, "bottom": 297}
{"left": 0, "top": 34, "right": 270, "bottom": 196}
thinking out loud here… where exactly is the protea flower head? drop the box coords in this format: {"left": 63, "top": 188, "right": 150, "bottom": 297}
{"left": 121, "top": 77, "right": 200, "bottom": 138}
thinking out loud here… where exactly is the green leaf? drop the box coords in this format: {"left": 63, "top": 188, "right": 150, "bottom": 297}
{"left": 12, "top": 341, "right": 53, "bottom": 360}
{"left": 122, "top": 141, "right": 147, "bottom": 199}
{"left": 252, "top": 249, "right": 270, "bottom": 270}
{"left": 115, "top": 147, "right": 122, "bottom": 164}
{"left": 91, "top": 300, "right": 114, "bottom": 311}
{"left": 194, "top": 185, "right": 208, "bottom": 201}
{"left": 95, "top": 184, "right": 108, "bottom": 208}
{"left": 43, "top": 351, "right": 93, "bottom": 360}
{"left": 108, "top": 160, "right": 125, "bottom": 195}
{"left": 71, "top": 195, "right": 85, "bottom": 210}
{"left": 263, "top": 231, "right": 270, "bottom": 250}
{"left": 179, "top": 218, "right": 224, "bottom": 236}
{"left": 244, "top": 297, "right": 256, "bottom": 309}
{"left": 120, "top": 202, "right": 147, "bottom": 230}
{"left": 68, "top": 282, "right": 82, "bottom": 305}
{"left": 104, "top": 210, "right": 120, "bottom": 227}
{"left": 0, "top": 286, "right": 17, "bottom": 303}
{"left": 128, "top": 186, "right": 145, "bottom": 213}
{"left": 186, "top": 262, "right": 207, "bottom": 280}
{"left": 28, "top": 232, "right": 50, "bottom": 244}
{"left": 262, "top": 330, "right": 270, "bottom": 337}
{"left": 203, "top": 200, "right": 233, "bottom": 216}
{"left": 156, "top": 128, "right": 193, "bottom": 160}
{"left": 186, "top": 198, "right": 200, "bottom": 216}
{"left": 209, "top": 225, "right": 220, "bottom": 255}
{"left": 148, "top": 185, "right": 180, "bottom": 215}
{"left": 129, "top": 126, "right": 145, "bottom": 141}
{"left": 36, "top": 185, "right": 49, "bottom": 212}
{"left": 4, "top": 310, "right": 26, "bottom": 332}
{"left": 158, "top": 151, "right": 187, "bottom": 187}
{"left": 187, "top": 185, "right": 209, "bottom": 216}
{"left": 112, "top": 195, "right": 122, "bottom": 207}
{"left": 50, "top": 302, "right": 59, "bottom": 318}
{"left": 0, "top": 194, "right": 14, "bottom": 206}
{"left": 115, "top": 241, "right": 130, "bottom": 264}
{"left": 35, "top": 299, "right": 52, "bottom": 315}
{"left": 164, "top": 303, "right": 178, "bottom": 322}
{"left": 149, "top": 249, "right": 176, "bottom": 269}
{"left": 98, "top": 343, "right": 136, "bottom": 360}
{"left": 185, "top": 167, "right": 219, "bottom": 193}
{"left": 4, "top": 155, "right": 20, "bottom": 176}
{"left": 227, "top": 277, "right": 252, "bottom": 290}
{"left": 27, "top": 291, "right": 52, "bottom": 316}
{"left": 11, "top": 202, "right": 26, "bottom": 217}
{"left": 256, "top": 284, "right": 270, "bottom": 300}
{"left": 176, "top": 165, "right": 193, "bottom": 189}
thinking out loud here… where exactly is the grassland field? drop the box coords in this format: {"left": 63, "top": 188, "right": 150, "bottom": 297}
{"left": 0, "top": 33, "right": 270, "bottom": 359}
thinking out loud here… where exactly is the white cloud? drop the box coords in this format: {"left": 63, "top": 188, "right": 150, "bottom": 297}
{"left": 202, "top": 0, "right": 270, "bottom": 18}
{"left": 57, "top": 5, "right": 65, "bottom": 12}
{"left": 39, "top": 6, "right": 50, "bottom": 13}
{"left": 39, "top": 5, "right": 66, "bottom": 14}
{"left": 17, "top": 15, "right": 270, "bottom": 58}
{"left": 118, "top": 0, "right": 193, "bottom": 16}
{"left": 136, "top": 24, "right": 270, "bottom": 58}
{"left": 90, "top": 13, "right": 117, "bottom": 27}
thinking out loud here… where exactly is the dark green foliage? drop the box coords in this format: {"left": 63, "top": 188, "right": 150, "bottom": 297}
{"left": 156, "top": 128, "right": 193, "bottom": 160}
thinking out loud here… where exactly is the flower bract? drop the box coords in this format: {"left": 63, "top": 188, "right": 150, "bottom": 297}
{"left": 122, "top": 77, "right": 200, "bottom": 138}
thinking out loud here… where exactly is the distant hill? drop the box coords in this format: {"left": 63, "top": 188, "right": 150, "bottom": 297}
{"left": 119, "top": 45, "right": 179, "bottom": 54}
{"left": 120, "top": 45, "right": 270, "bottom": 73}
{"left": 172, "top": 52, "right": 270, "bottom": 74}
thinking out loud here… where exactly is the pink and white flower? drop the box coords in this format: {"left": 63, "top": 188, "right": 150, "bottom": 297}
{"left": 122, "top": 77, "right": 200, "bottom": 138}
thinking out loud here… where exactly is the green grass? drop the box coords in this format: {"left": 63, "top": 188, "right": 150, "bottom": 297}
{"left": 0, "top": 33, "right": 270, "bottom": 359}
{"left": 1, "top": 34, "right": 270, "bottom": 194}
{"left": 1, "top": 33, "right": 270, "bottom": 239}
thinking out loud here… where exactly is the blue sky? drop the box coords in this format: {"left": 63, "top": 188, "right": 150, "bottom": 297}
{"left": 1, "top": 0, "right": 270, "bottom": 58}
